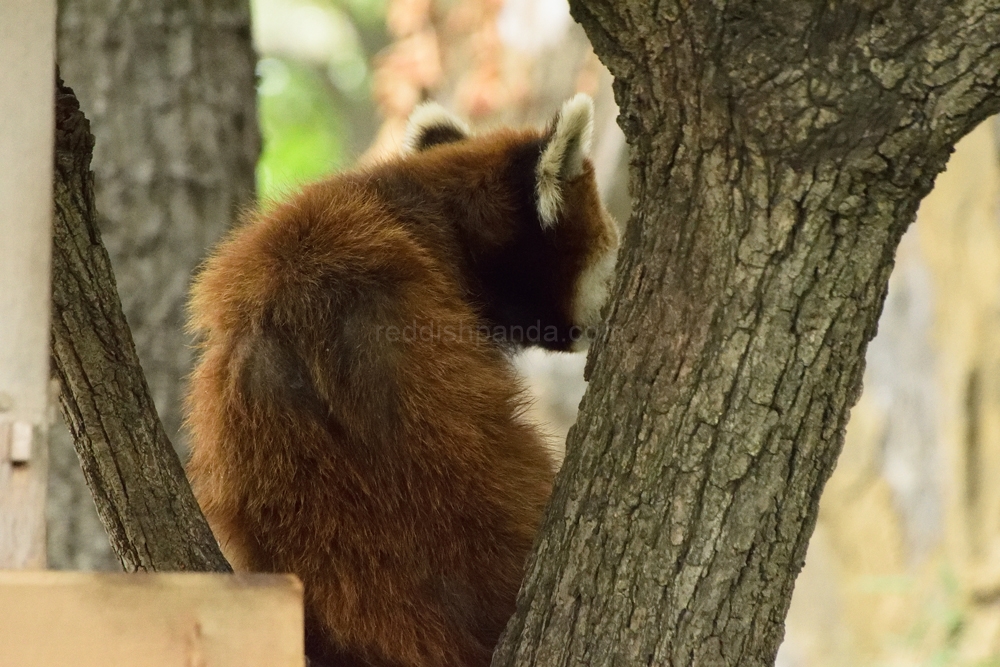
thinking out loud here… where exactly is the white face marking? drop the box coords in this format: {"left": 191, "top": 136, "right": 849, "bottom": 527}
{"left": 569, "top": 208, "right": 620, "bottom": 351}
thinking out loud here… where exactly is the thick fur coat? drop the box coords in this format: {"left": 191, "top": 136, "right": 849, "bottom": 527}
{"left": 185, "top": 95, "right": 619, "bottom": 667}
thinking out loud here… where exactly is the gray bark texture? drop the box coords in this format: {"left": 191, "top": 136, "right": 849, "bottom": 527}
{"left": 52, "top": 78, "right": 231, "bottom": 574}
{"left": 52, "top": 75, "right": 230, "bottom": 572}
{"left": 493, "top": 2, "right": 1000, "bottom": 666}
{"left": 49, "top": 0, "right": 258, "bottom": 569}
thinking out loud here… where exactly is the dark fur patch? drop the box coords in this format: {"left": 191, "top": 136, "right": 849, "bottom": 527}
{"left": 236, "top": 329, "right": 321, "bottom": 413}
{"left": 414, "top": 124, "right": 468, "bottom": 151}
{"left": 472, "top": 138, "right": 579, "bottom": 349}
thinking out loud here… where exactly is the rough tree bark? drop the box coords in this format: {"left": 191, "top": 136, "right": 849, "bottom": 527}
{"left": 493, "top": 2, "right": 1000, "bottom": 666}
{"left": 52, "top": 79, "right": 230, "bottom": 574}
{"left": 49, "top": 0, "right": 258, "bottom": 569}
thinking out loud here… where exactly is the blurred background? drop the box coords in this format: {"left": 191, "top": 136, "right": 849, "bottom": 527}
{"left": 51, "top": 0, "right": 1000, "bottom": 664}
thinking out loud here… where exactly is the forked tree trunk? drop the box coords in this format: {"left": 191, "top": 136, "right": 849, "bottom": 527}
{"left": 494, "top": 3, "right": 1000, "bottom": 666}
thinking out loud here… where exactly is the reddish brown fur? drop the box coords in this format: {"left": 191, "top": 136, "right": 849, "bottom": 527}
{"left": 185, "top": 122, "right": 615, "bottom": 666}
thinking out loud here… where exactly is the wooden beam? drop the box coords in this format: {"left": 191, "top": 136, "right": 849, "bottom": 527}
{"left": 0, "top": 0, "right": 56, "bottom": 568}
{"left": 0, "top": 572, "right": 305, "bottom": 666}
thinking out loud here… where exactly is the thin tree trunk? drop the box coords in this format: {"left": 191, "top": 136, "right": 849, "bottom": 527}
{"left": 49, "top": 0, "right": 258, "bottom": 569}
{"left": 494, "top": 3, "right": 1000, "bottom": 666}
{"left": 52, "top": 78, "right": 230, "bottom": 573}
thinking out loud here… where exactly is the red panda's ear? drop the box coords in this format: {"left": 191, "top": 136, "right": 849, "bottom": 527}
{"left": 536, "top": 94, "right": 594, "bottom": 228}
{"left": 403, "top": 102, "right": 471, "bottom": 153}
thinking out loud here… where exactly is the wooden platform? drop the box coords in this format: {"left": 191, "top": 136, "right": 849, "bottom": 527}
{"left": 0, "top": 571, "right": 304, "bottom": 667}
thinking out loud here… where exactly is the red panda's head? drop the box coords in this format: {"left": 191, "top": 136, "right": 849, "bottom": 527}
{"left": 401, "top": 95, "right": 620, "bottom": 352}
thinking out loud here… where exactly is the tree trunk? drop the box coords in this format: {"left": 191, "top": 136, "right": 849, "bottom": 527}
{"left": 494, "top": 3, "right": 1000, "bottom": 666}
{"left": 781, "top": 119, "right": 1000, "bottom": 666}
{"left": 52, "top": 79, "right": 231, "bottom": 574}
{"left": 49, "top": 0, "right": 258, "bottom": 569}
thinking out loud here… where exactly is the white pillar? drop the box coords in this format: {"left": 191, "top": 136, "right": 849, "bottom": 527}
{"left": 0, "top": 0, "right": 57, "bottom": 569}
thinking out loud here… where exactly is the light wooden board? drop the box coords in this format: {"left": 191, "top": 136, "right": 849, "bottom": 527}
{"left": 0, "top": 572, "right": 305, "bottom": 667}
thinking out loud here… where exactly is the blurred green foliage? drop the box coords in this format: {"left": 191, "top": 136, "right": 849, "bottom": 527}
{"left": 336, "top": 0, "right": 388, "bottom": 29}
{"left": 253, "top": 0, "right": 388, "bottom": 201}
{"left": 257, "top": 57, "right": 345, "bottom": 201}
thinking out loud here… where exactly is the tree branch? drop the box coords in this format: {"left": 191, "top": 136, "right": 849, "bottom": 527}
{"left": 494, "top": 2, "right": 1000, "bottom": 666}
{"left": 50, "top": 77, "right": 230, "bottom": 573}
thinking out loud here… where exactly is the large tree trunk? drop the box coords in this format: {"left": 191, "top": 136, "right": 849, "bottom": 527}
{"left": 494, "top": 3, "right": 1000, "bottom": 666}
{"left": 50, "top": 0, "right": 258, "bottom": 569}
{"left": 781, "top": 119, "right": 1000, "bottom": 666}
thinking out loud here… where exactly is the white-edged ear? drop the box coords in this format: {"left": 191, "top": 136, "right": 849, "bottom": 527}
{"left": 536, "top": 94, "right": 594, "bottom": 228}
{"left": 402, "top": 102, "right": 471, "bottom": 153}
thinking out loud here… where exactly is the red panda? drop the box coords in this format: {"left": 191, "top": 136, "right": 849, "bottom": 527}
{"left": 184, "top": 94, "right": 619, "bottom": 667}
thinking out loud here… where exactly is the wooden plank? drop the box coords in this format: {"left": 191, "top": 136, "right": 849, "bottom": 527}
{"left": 0, "top": 572, "right": 305, "bottom": 667}
{"left": 0, "top": 0, "right": 56, "bottom": 569}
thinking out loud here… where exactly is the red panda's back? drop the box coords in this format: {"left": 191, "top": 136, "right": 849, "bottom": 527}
{"left": 185, "top": 174, "right": 555, "bottom": 667}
